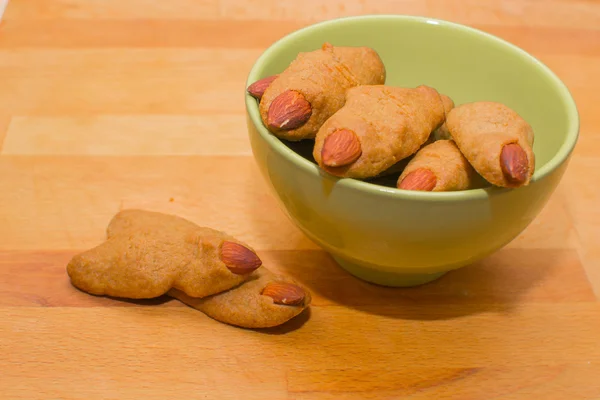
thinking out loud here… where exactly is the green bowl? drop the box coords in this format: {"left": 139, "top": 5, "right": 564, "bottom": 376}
{"left": 244, "top": 15, "right": 579, "bottom": 287}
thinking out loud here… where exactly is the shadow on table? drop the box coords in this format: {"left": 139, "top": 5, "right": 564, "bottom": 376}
{"left": 253, "top": 307, "right": 312, "bottom": 335}
{"left": 80, "top": 284, "right": 312, "bottom": 334}
{"left": 62, "top": 247, "right": 566, "bottom": 329}
{"left": 267, "top": 247, "right": 569, "bottom": 321}
{"left": 106, "top": 295, "right": 172, "bottom": 306}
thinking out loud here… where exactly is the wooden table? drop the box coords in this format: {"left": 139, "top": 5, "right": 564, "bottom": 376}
{"left": 1, "top": 1, "right": 599, "bottom": 398}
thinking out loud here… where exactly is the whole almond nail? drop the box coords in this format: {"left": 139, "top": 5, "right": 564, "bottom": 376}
{"left": 267, "top": 90, "right": 312, "bottom": 131}
{"left": 501, "top": 143, "right": 529, "bottom": 185}
{"left": 398, "top": 168, "right": 437, "bottom": 191}
{"left": 247, "top": 75, "right": 278, "bottom": 100}
{"left": 321, "top": 129, "right": 362, "bottom": 167}
{"left": 220, "top": 241, "right": 262, "bottom": 275}
{"left": 261, "top": 282, "right": 305, "bottom": 306}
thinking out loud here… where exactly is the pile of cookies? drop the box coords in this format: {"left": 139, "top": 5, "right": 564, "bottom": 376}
{"left": 66, "top": 209, "right": 311, "bottom": 329}
{"left": 248, "top": 43, "right": 535, "bottom": 191}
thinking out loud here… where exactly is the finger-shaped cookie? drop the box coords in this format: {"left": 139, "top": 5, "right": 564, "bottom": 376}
{"left": 371, "top": 93, "right": 455, "bottom": 180}
{"left": 169, "top": 267, "right": 311, "bottom": 329}
{"left": 312, "top": 85, "right": 448, "bottom": 179}
{"left": 256, "top": 42, "right": 386, "bottom": 141}
{"left": 397, "top": 140, "right": 477, "bottom": 192}
{"left": 106, "top": 209, "right": 199, "bottom": 238}
{"left": 108, "top": 210, "right": 262, "bottom": 276}
{"left": 67, "top": 210, "right": 262, "bottom": 299}
{"left": 430, "top": 94, "right": 455, "bottom": 142}
{"left": 445, "top": 101, "right": 535, "bottom": 188}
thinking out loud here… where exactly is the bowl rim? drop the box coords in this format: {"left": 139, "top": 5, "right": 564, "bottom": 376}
{"left": 245, "top": 14, "right": 580, "bottom": 202}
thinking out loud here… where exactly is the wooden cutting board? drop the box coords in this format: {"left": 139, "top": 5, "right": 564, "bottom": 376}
{"left": 1, "top": 1, "right": 600, "bottom": 398}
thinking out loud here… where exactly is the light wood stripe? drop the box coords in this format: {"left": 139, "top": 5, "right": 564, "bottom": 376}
{"left": 0, "top": 48, "right": 262, "bottom": 115}
{"left": 0, "top": 0, "right": 7, "bottom": 21}
{"left": 0, "top": 156, "right": 319, "bottom": 251}
{"left": 0, "top": 19, "right": 303, "bottom": 49}
{"left": 540, "top": 56, "right": 600, "bottom": 133}
{"left": 4, "top": 0, "right": 222, "bottom": 19}
{"left": 574, "top": 131, "right": 600, "bottom": 159}
{"left": 0, "top": 115, "right": 10, "bottom": 151}
{"left": 539, "top": 56, "right": 600, "bottom": 98}
{"left": 562, "top": 157, "right": 600, "bottom": 297}
{"left": 2, "top": 115, "right": 251, "bottom": 155}
{"left": 505, "top": 185, "right": 577, "bottom": 250}
{"left": 5, "top": 0, "right": 600, "bottom": 31}
{"left": 0, "top": 18, "right": 598, "bottom": 58}
{"left": 0, "top": 50, "right": 596, "bottom": 122}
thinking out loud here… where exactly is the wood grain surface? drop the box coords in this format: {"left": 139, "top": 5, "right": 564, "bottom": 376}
{"left": 1, "top": 1, "right": 600, "bottom": 399}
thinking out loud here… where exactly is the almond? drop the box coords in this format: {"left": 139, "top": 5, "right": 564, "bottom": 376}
{"left": 247, "top": 75, "right": 278, "bottom": 100}
{"left": 501, "top": 143, "right": 529, "bottom": 185}
{"left": 261, "top": 282, "right": 305, "bottom": 306}
{"left": 267, "top": 90, "right": 312, "bottom": 131}
{"left": 220, "top": 241, "right": 262, "bottom": 275}
{"left": 321, "top": 129, "right": 362, "bottom": 167}
{"left": 398, "top": 168, "right": 437, "bottom": 191}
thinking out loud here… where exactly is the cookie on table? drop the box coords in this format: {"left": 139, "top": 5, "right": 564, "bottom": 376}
{"left": 67, "top": 209, "right": 262, "bottom": 299}
{"left": 170, "top": 267, "right": 311, "bottom": 329}
{"left": 66, "top": 209, "right": 312, "bottom": 329}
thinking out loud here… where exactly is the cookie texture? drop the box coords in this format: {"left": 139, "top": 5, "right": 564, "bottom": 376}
{"left": 169, "top": 267, "right": 311, "bottom": 329}
{"left": 66, "top": 209, "right": 260, "bottom": 299}
{"left": 66, "top": 209, "right": 311, "bottom": 329}
{"left": 446, "top": 101, "right": 535, "bottom": 188}
{"left": 259, "top": 42, "right": 386, "bottom": 141}
{"left": 313, "top": 85, "right": 448, "bottom": 179}
{"left": 430, "top": 94, "right": 455, "bottom": 141}
{"left": 397, "top": 139, "right": 477, "bottom": 191}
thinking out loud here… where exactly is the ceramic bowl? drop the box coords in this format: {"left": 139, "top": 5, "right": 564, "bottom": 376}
{"left": 244, "top": 15, "right": 579, "bottom": 287}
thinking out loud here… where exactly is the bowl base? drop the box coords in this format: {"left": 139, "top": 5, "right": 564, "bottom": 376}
{"left": 332, "top": 255, "right": 447, "bottom": 287}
